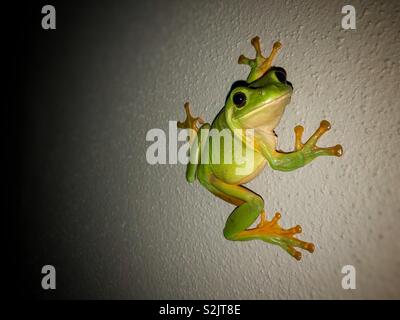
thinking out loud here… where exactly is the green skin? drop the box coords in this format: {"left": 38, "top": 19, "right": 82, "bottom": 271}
{"left": 180, "top": 41, "right": 342, "bottom": 260}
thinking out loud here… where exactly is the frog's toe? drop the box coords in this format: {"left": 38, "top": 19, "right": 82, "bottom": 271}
{"left": 294, "top": 125, "right": 305, "bottom": 151}
{"left": 283, "top": 241, "right": 315, "bottom": 260}
{"left": 313, "top": 144, "right": 343, "bottom": 157}
{"left": 298, "top": 120, "right": 343, "bottom": 157}
{"left": 177, "top": 102, "right": 204, "bottom": 130}
{"left": 276, "top": 226, "right": 315, "bottom": 252}
{"left": 319, "top": 120, "right": 331, "bottom": 132}
{"left": 286, "top": 246, "right": 303, "bottom": 261}
{"left": 304, "top": 120, "right": 331, "bottom": 147}
{"left": 238, "top": 36, "right": 282, "bottom": 83}
{"left": 254, "top": 212, "right": 315, "bottom": 260}
{"left": 277, "top": 238, "right": 313, "bottom": 261}
{"left": 333, "top": 144, "right": 343, "bottom": 157}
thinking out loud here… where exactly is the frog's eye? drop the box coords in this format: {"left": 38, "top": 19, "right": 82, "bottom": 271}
{"left": 275, "top": 70, "right": 286, "bottom": 83}
{"left": 232, "top": 92, "right": 247, "bottom": 108}
{"left": 269, "top": 66, "right": 287, "bottom": 84}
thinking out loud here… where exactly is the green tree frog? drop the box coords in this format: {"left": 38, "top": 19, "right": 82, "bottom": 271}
{"left": 177, "top": 36, "right": 343, "bottom": 260}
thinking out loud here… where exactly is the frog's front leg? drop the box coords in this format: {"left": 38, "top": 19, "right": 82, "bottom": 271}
{"left": 264, "top": 120, "right": 343, "bottom": 172}
{"left": 177, "top": 102, "right": 209, "bottom": 183}
{"left": 197, "top": 165, "right": 314, "bottom": 260}
{"left": 293, "top": 120, "right": 343, "bottom": 161}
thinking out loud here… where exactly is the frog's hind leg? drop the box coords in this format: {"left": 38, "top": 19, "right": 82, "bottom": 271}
{"left": 197, "top": 165, "right": 260, "bottom": 227}
{"left": 197, "top": 165, "right": 314, "bottom": 260}
{"left": 235, "top": 211, "right": 315, "bottom": 260}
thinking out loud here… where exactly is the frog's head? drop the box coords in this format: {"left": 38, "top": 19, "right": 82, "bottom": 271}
{"left": 225, "top": 36, "right": 292, "bottom": 134}
{"left": 225, "top": 67, "right": 293, "bottom": 132}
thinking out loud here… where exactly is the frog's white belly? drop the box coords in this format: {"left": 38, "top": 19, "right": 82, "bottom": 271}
{"left": 210, "top": 151, "right": 267, "bottom": 185}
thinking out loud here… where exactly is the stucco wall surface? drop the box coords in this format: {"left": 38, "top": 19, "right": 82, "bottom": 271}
{"left": 23, "top": 0, "right": 400, "bottom": 298}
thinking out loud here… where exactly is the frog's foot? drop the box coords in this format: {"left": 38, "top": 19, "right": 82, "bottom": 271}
{"left": 237, "top": 212, "right": 315, "bottom": 260}
{"left": 177, "top": 102, "right": 205, "bottom": 142}
{"left": 238, "top": 36, "right": 282, "bottom": 83}
{"left": 294, "top": 120, "right": 343, "bottom": 158}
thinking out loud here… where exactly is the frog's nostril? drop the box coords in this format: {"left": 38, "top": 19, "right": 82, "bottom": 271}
{"left": 287, "top": 81, "right": 293, "bottom": 89}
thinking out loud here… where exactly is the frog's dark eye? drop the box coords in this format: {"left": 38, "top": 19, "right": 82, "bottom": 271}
{"left": 232, "top": 92, "right": 247, "bottom": 108}
{"left": 275, "top": 70, "right": 286, "bottom": 83}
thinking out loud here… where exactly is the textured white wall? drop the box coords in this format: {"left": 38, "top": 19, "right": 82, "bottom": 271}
{"left": 24, "top": 0, "right": 400, "bottom": 298}
{"left": 128, "top": 0, "right": 400, "bottom": 299}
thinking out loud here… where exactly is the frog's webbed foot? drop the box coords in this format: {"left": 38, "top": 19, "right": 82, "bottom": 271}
{"left": 238, "top": 36, "right": 282, "bottom": 83}
{"left": 294, "top": 120, "right": 343, "bottom": 158}
{"left": 177, "top": 102, "right": 205, "bottom": 141}
{"left": 177, "top": 102, "right": 204, "bottom": 130}
{"left": 240, "top": 211, "right": 314, "bottom": 260}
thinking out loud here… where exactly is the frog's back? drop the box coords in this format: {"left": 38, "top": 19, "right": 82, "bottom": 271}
{"left": 203, "top": 109, "right": 266, "bottom": 185}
